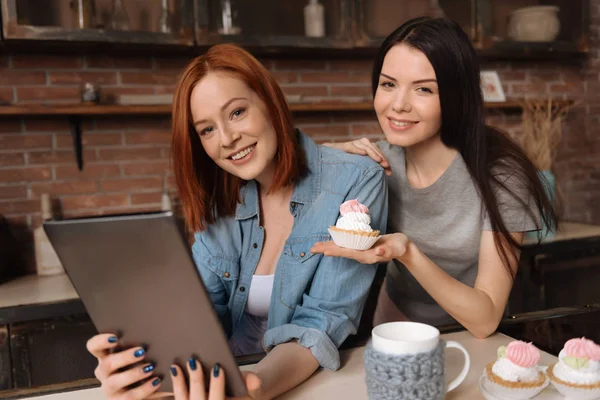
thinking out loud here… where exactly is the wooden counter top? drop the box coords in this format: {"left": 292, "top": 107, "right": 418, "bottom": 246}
{"left": 0, "top": 274, "right": 78, "bottom": 309}
{"left": 17, "top": 331, "right": 562, "bottom": 400}
{"left": 523, "top": 221, "right": 600, "bottom": 245}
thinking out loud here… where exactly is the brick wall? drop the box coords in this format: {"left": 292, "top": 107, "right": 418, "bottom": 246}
{"left": 1, "top": 2, "right": 599, "bottom": 272}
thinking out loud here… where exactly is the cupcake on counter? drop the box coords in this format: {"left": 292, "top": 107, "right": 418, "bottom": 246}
{"left": 483, "top": 340, "right": 548, "bottom": 399}
{"left": 328, "top": 199, "right": 380, "bottom": 250}
{"left": 547, "top": 337, "right": 600, "bottom": 400}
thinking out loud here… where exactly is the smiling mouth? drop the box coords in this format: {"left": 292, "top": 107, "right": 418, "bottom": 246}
{"left": 229, "top": 145, "right": 255, "bottom": 160}
{"left": 389, "top": 119, "right": 418, "bottom": 127}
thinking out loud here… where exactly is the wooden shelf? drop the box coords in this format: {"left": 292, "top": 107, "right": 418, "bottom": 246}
{"left": 0, "top": 103, "right": 376, "bottom": 117}
{"left": 0, "top": 100, "right": 574, "bottom": 117}
{"left": 0, "top": 104, "right": 172, "bottom": 116}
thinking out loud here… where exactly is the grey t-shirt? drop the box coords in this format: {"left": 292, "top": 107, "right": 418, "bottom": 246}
{"left": 378, "top": 141, "right": 539, "bottom": 327}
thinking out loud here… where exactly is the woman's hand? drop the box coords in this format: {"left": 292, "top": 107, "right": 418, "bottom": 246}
{"left": 310, "top": 233, "right": 411, "bottom": 264}
{"left": 323, "top": 138, "right": 391, "bottom": 176}
{"left": 87, "top": 333, "right": 162, "bottom": 399}
{"left": 171, "top": 359, "right": 262, "bottom": 400}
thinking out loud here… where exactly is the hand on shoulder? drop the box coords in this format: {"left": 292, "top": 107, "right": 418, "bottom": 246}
{"left": 323, "top": 138, "right": 391, "bottom": 176}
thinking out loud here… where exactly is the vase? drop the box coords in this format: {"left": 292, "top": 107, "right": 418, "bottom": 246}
{"left": 507, "top": 6, "right": 560, "bottom": 42}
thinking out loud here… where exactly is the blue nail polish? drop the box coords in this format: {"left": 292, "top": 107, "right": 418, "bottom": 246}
{"left": 152, "top": 377, "right": 162, "bottom": 387}
{"left": 143, "top": 364, "right": 155, "bottom": 373}
{"left": 134, "top": 348, "right": 145, "bottom": 357}
{"left": 170, "top": 366, "right": 177, "bottom": 376}
{"left": 108, "top": 336, "right": 118, "bottom": 344}
{"left": 189, "top": 357, "right": 197, "bottom": 371}
{"left": 213, "top": 363, "right": 220, "bottom": 378}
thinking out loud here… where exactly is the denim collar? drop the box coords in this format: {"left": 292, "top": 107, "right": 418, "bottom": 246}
{"left": 235, "top": 129, "right": 321, "bottom": 221}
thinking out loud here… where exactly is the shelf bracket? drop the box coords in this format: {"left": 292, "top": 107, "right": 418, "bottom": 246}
{"left": 68, "top": 116, "right": 84, "bottom": 170}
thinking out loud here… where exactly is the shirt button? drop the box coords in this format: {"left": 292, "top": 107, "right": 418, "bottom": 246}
{"left": 300, "top": 252, "right": 306, "bottom": 257}
{"left": 239, "top": 286, "right": 246, "bottom": 292}
{"left": 290, "top": 201, "right": 296, "bottom": 207}
{"left": 253, "top": 243, "right": 258, "bottom": 249}
{"left": 223, "top": 272, "right": 230, "bottom": 278}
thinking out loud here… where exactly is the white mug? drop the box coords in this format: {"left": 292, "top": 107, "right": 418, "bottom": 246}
{"left": 371, "top": 321, "right": 470, "bottom": 392}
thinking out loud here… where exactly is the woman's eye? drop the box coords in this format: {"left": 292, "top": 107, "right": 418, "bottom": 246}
{"left": 417, "top": 87, "right": 433, "bottom": 94}
{"left": 379, "top": 81, "right": 395, "bottom": 88}
{"left": 199, "top": 126, "right": 214, "bottom": 136}
{"left": 232, "top": 108, "right": 246, "bottom": 118}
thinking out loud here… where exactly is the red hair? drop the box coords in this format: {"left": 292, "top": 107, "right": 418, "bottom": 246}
{"left": 171, "top": 44, "right": 306, "bottom": 232}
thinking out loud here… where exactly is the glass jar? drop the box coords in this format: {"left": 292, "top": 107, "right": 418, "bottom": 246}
{"left": 217, "top": 0, "right": 241, "bottom": 35}
{"left": 157, "top": 0, "right": 173, "bottom": 34}
{"left": 109, "top": 0, "right": 130, "bottom": 31}
{"left": 72, "top": 0, "right": 96, "bottom": 29}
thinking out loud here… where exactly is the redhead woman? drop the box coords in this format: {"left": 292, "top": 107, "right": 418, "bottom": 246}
{"left": 85, "top": 44, "right": 387, "bottom": 399}
{"left": 313, "top": 17, "right": 556, "bottom": 339}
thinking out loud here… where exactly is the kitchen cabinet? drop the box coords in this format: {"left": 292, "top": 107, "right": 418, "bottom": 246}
{"left": 0, "top": 0, "right": 590, "bottom": 59}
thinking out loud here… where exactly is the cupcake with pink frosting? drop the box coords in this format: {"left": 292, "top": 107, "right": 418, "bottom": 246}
{"left": 483, "top": 340, "right": 548, "bottom": 399}
{"left": 547, "top": 337, "right": 600, "bottom": 400}
{"left": 328, "top": 199, "right": 380, "bottom": 250}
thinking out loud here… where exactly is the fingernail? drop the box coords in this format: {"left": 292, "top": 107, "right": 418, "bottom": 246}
{"left": 189, "top": 357, "right": 197, "bottom": 371}
{"left": 213, "top": 363, "right": 220, "bottom": 377}
{"left": 108, "top": 336, "right": 118, "bottom": 344}
{"left": 143, "top": 363, "right": 155, "bottom": 373}
{"left": 134, "top": 348, "right": 145, "bottom": 357}
{"left": 152, "top": 377, "right": 162, "bottom": 387}
{"left": 170, "top": 366, "right": 177, "bottom": 377}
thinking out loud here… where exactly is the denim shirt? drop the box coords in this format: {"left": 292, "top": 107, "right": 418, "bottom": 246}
{"left": 191, "top": 130, "right": 388, "bottom": 370}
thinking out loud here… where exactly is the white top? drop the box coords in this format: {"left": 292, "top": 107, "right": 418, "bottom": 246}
{"left": 227, "top": 274, "right": 275, "bottom": 356}
{"left": 245, "top": 274, "right": 274, "bottom": 317}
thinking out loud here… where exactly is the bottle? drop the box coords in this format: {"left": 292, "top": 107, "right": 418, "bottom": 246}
{"left": 428, "top": 0, "right": 446, "bottom": 18}
{"left": 179, "top": 0, "right": 196, "bottom": 38}
{"left": 81, "top": 82, "right": 100, "bottom": 104}
{"left": 109, "top": 0, "right": 130, "bottom": 31}
{"left": 161, "top": 192, "right": 173, "bottom": 211}
{"left": 217, "top": 0, "right": 241, "bottom": 35}
{"left": 72, "top": 0, "right": 95, "bottom": 29}
{"left": 34, "top": 194, "right": 64, "bottom": 276}
{"left": 157, "top": 0, "right": 173, "bottom": 34}
{"left": 304, "top": 0, "right": 325, "bottom": 38}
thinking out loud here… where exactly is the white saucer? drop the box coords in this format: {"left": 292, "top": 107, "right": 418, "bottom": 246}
{"left": 479, "top": 373, "right": 559, "bottom": 400}
{"left": 479, "top": 375, "right": 513, "bottom": 400}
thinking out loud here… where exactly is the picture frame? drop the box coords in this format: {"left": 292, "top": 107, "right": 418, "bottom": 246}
{"left": 480, "top": 71, "right": 506, "bottom": 102}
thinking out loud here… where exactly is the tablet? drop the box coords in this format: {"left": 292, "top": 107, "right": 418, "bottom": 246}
{"left": 44, "top": 211, "right": 247, "bottom": 396}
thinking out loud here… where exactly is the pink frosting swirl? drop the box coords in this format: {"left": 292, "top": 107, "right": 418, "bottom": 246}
{"left": 506, "top": 341, "right": 540, "bottom": 368}
{"left": 565, "top": 337, "right": 600, "bottom": 361}
{"left": 339, "top": 199, "right": 369, "bottom": 216}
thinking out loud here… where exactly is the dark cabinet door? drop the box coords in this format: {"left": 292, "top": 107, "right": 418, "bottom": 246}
{"left": 195, "top": 0, "right": 354, "bottom": 49}
{"left": 10, "top": 315, "right": 98, "bottom": 389}
{"left": 0, "top": 325, "right": 11, "bottom": 390}
{"left": 1, "top": 0, "right": 196, "bottom": 47}
{"left": 353, "top": 0, "right": 475, "bottom": 48}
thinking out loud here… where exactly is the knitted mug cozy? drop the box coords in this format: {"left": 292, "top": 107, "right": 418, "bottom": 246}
{"left": 364, "top": 339, "right": 446, "bottom": 400}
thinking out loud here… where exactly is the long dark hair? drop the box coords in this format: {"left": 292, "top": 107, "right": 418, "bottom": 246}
{"left": 372, "top": 17, "right": 557, "bottom": 275}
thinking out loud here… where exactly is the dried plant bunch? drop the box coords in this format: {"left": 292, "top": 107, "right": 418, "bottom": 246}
{"left": 518, "top": 99, "right": 572, "bottom": 170}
